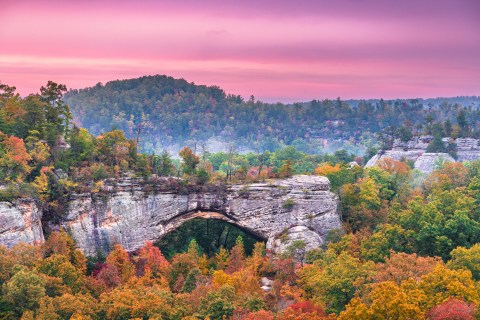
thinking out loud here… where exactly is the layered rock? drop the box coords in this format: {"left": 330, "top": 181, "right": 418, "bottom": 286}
{"left": 61, "top": 175, "right": 339, "bottom": 255}
{"left": 0, "top": 175, "right": 340, "bottom": 256}
{"left": 455, "top": 138, "right": 480, "bottom": 162}
{"left": 0, "top": 199, "right": 44, "bottom": 247}
{"left": 366, "top": 136, "right": 479, "bottom": 173}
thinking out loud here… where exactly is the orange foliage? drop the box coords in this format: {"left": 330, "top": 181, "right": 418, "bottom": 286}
{"left": 373, "top": 252, "right": 442, "bottom": 284}
{"left": 423, "top": 162, "right": 469, "bottom": 192}
{"left": 0, "top": 132, "right": 31, "bottom": 181}
{"left": 314, "top": 163, "right": 341, "bottom": 176}
{"left": 105, "top": 244, "right": 135, "bottom": 283}
{"left": 376, "top": 157, "right": 411, "bottom": 177}
{"left": 226, "top": 239, "right": 246, "bottom": 274}
{"left": 1, "top": 97, "right": 26, "bottom": 124}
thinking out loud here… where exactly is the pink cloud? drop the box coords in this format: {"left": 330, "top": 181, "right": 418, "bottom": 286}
{"left": 0, "top": 0, "right": 479, "bottom": 101}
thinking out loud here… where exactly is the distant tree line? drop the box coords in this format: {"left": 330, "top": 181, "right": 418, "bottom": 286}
{"left": 63, "top": 75, "right": 480, "bottom": 155}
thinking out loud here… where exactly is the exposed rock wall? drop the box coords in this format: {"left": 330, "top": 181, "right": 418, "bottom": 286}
{"left": 0, "top": 175, "right": 340, "bottom": 256}
{"left": 366, "top": 136, "right": 480, "bottom": 173}
{"left": 455, "top": 138, "right": 480, "bottom": 162}
{"left": 0, "top": 199, "right": 44, "bottom": 247}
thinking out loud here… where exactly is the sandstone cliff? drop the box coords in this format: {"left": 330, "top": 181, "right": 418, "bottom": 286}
{"left": 366, "top": 136, "right": 480, "bottom": 173}
{"left": 0, "top": 199, "right": 44, "bottom": 247}
{"left": 0, "top": 175, "right": 340, "bottom": 256}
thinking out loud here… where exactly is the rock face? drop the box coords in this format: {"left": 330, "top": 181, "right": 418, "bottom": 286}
{"left": 455, "top": 138, "right": 480, "bottom": 162}
{"left": 0, "top": 199, "right": 44, "bottom": 247}
{"left": 0, "top": 175, "right": 340, "bottom": 255}
{"left": 366, "top": 136, "right": 479, "bottom": 173}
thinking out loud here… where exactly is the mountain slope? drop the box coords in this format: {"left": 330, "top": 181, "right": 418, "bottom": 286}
{"left": 64, "top": 75, "right": 480, "bottom": 155}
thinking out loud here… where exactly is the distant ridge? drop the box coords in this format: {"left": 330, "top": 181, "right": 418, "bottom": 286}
{"left": 64, "top": 74, "right": 480, "bottom": 155}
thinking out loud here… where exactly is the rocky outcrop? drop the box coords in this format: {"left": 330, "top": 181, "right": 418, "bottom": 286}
{"left": 455, "top": 138, "right": 480, "bottom": 162}
{"left": 366, "top": 136, "right": 480, "bottom": 173}
{"left": 0, "top": 199, "right": 44, "bottom": 247}
{"left": 0, "top": 175, "right": 340, "bottom": 256}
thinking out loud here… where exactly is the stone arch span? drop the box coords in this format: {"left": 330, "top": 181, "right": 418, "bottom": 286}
{"left": 162, "top": 209, "right": 268, "bottom": 244}
{"left": 58, "top": 175, "right": 340, "bottom": 256}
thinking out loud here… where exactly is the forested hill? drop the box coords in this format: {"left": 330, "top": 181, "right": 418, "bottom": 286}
{"left": 64, "top": 75, "right": 480, "bottom": 155}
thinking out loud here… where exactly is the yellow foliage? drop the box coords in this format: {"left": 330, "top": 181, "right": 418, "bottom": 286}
{"left": 418, "top": 264, "right": 480, "bottom": 310}
{"left": 92, "top": 180, "right": 104, "bottom": 193}
{"left": 31, "top": 167, "right": 52, "bottom": 200}
{"left": 212, "top": 270, "right": 236, "bottom": 288}
{"left": 339, "top": 281, "right": 424, "bottom": 320}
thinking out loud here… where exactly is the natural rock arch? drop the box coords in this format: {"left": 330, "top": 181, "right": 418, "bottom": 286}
{"left": 0, "top": 175, "right": 340, "bottom": 255}
{"left": 162, "top": 210, "right": 268, "bottom": 243}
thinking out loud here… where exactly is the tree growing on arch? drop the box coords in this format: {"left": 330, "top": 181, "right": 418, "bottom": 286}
{"left": 179, "top": 146, "right": 200, "bottom": 175}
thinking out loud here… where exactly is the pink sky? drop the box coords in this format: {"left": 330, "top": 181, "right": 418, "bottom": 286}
{"left": 0, "top": 0, "right": 479, "bottom": 102}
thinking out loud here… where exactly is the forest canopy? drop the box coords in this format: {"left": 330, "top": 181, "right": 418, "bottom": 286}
{"left": 2, "top": 79, "right": 480, "bottom": 319}
{"left": 64, "top": 75, "right": 480, "bottom": 155}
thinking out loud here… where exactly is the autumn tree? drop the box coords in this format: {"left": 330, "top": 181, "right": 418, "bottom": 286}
{"left": 179, "top": 146, "right": 200, "bottom": 175}
{"left": 314, "top": 163, "right": 341, "bottom": 176}
{"left": 426, "top": 298, "right": 476, "bottom": 320}
{"left": 340, "top": 176, "right": 385, "bottom": 231}
{"left": 36, "top": 254, "right": 86, "bottom": 294}
{"left": 137, "top": 241, "right": 170, "bottom": 278}
{"left": 2, "top": 267, "right": 46, "bottom": 315}
{"left": 419, "top": 264, "right": 480, "bottom": 310}
{"left": 299, "top": 251, "right": 374, "bottom": 314}
{"left": 99, "top": 284, "right": 174, "bottom": 319}
{"left": 447, "top": 244, "right": 480, "bottom": 280}
{"left": 279, "top": 301, "right": 327, "bottom": 320}
{"left": 105, "top": 244, "right": 135, "bottom": 284}
{"left": 278, "top": 160, "right": 295, "bottom": 178}
{"left": 226, "top": 236, "right": 246, "bottom": 274}
{"left": 339, "top": 281, "right": 423, "bottom": 320}
{"left": 95, "top": 130, "right": 133, "bottom": 170}
{"left": 0, "top": 132, "right": 32, "bottom": 182}
{"left": 371, "top": 252, "right": 441, "bottom": 284}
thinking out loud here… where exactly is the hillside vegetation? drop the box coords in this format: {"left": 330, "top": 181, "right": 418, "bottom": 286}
{"left": 64, "top": 75, "right": 480, "bottom": 154}
{"left": 2, "top": 79, "right": 480, "bottom": 318}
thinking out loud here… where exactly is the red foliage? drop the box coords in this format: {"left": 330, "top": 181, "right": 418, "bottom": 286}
{"left": 279, "top": 301, "right": 328, "bottom": 320}
{"left": 136, "top": 241, "right": 170, "bottom": 277}
{"left": 91, "top": 262, "right": 106, "bottom": 277}
{"left": 233, "top": 309, "right": 275, "bottom": 320}
{"left": 96, "top": 264, "right": 121, "bottom": 289}
{"left": 287, "top": 301, "right": 327, "bottom": 316}
{"left": 271, "top": 257, "right": 297, "bottom": 284}
{"left": 427, "top": 298, "right": 476, "bottom": 320}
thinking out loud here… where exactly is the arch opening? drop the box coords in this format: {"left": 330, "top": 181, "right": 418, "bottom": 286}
{"left": 156, "top": 217, "right": 267, "bottom": 259}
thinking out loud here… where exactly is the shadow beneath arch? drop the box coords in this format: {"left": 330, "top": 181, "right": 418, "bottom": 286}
{"left": 156, "top": 217, "right": 266, "bottom": 259}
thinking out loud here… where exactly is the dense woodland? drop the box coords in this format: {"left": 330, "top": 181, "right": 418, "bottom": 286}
{"left": 2, "top": 159, "right": 480, "bottom": 319}
{"left": 64, "top": 75, "right": 480, "bottom": 154}
{"left": 2, "top": 80, "right": 480, "bottom": 318}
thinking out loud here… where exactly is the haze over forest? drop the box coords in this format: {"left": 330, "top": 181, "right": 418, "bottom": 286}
{"left": 1, "top": 1, "right": 480, "bottom": 319}
{"left": 64, "top": 75, "right": 480, "bottom": 155}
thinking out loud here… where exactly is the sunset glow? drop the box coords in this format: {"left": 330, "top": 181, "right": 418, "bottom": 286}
{"left": 1, "top": 0, "right": 479, "bottom": 101}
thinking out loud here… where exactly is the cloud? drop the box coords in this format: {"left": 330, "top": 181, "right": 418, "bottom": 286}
{"left": 0, "top": 0, "right": 479, "bottom": 101}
